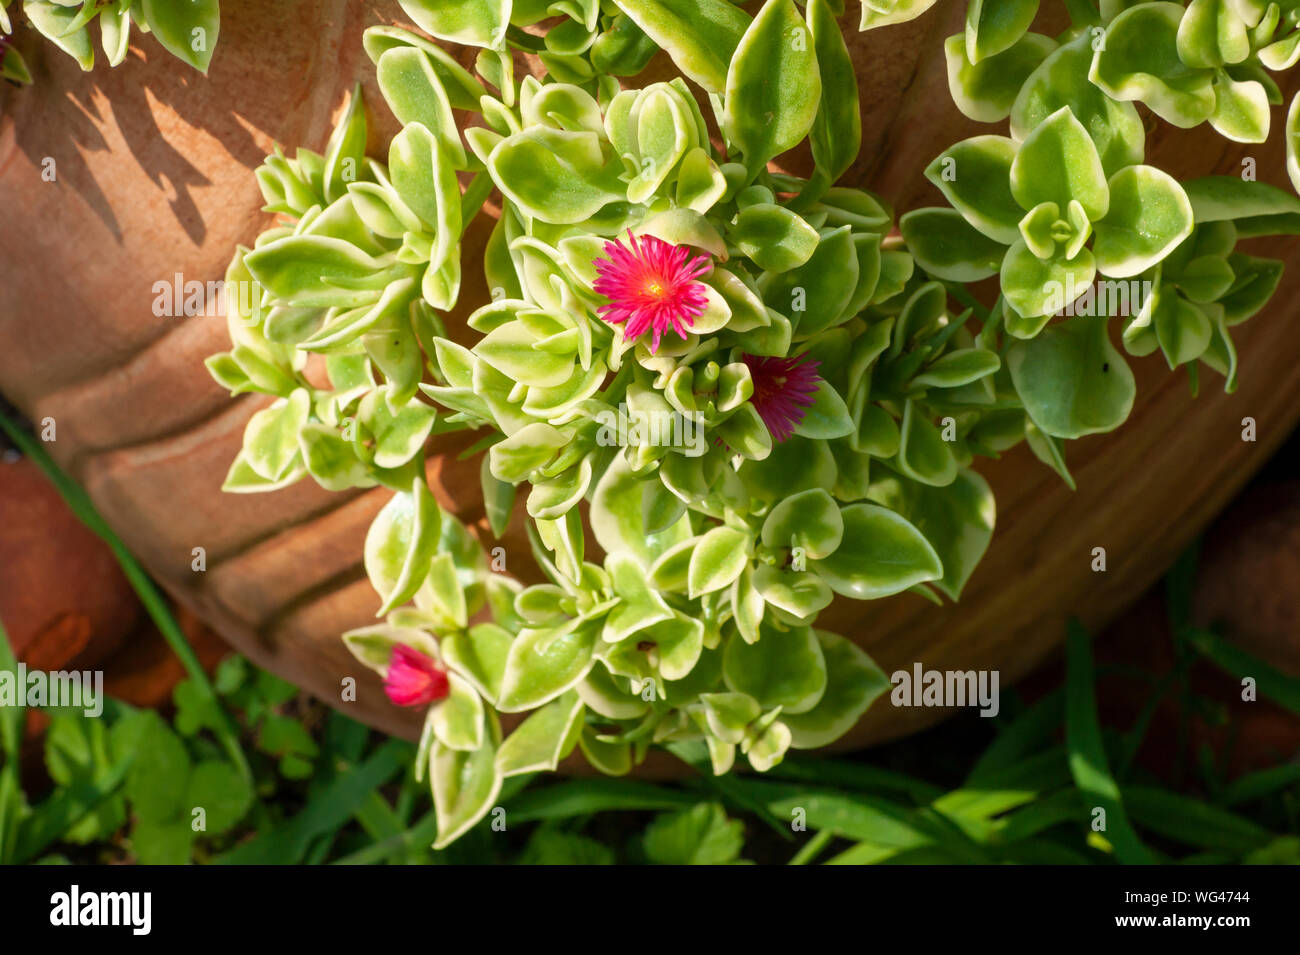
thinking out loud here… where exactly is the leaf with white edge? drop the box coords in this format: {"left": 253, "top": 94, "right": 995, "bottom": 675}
{"left": 965, "top": 0, "right": 1039, "bottom": 64}
{"left": 243, "top": 389, "right": 310, "bottom": 482}
{"left": 441, "top": 623, "right": 513, "bottom": 704}
{"left": 377, "top": 47, "right": 468, "bottom": 169}
{"left": 1177, "top": 0, "right": 1250, "bottom": 69}
{"left": 244, "top": 236, "right": 393, "bottom": 309}
{"left": 614, "top": 0, "right": 751, "bottom": 93}
{"left": 722, "top": 619, "right": 827, "bottom": 714}
{"left": 1012, "top": 33, "right": 1145, "bottom": 176}
{"left": 1000, "top": 238, "right": 1096, "bottom": 324}
{"left": 945, "top": 32, "right": 1056, "bottom": 124}
{"left": 431, "top": 673, "right": 485, "bottom": 752}
{"left": 725, "top": 0, "right": 822, "bottom": 175}
{"left": 745, "top": 717, "right": 792, "bottom": 771}
{"left": 1209, "top": 73, "right": 1270, "bottom": 144}
{"left": 1010, "top": 107, "right": 1110, "bottom": 222}
{"left": 869, "top": 469, "right": 995, "bottom": 600}
{"left": 496, "top": 618, "right": 600, "bottom": 712}
{"left": 860, "top": 0, "right": 939, "bottom": 30}
{"left": 926, "top": 136, "right": 1022, "bottom": 245}
{"left": 1006, "top": 315, "right": 1136, "bottom": 439}
{"left": 342, "top": 624, "right": 441, "bottom": 675}
{"left": 699, "top": 692, "right": 762, "bottom": 744}
{"left": 900, "top": 207, "right": 1006, "bottom": 282}
{"left": 753, "top": 565, "right": 834, "bottom": 621}
{"left": 1093, "top": 165, "right": 1193, "bottom": 279}
{"left": 783, "top": 631, "right": 890, "bottom": 748}
{"left": 398, "top": 0, "right": 510, "bottom": 49}
{"left": 430, "top": 726, "right": 502, "bottom": 849}
{"left": 495, "top": 692, "right": 584, "bottom": 777}
{"left": 810, "top": 503, "right": 942, "bottom": 599}
{"left": 489, "top": 128, "right": 625, "bottom": 225}
{"left": 364, "top": 477, "right": 442, "bottom": 615}
{"left": 141, "top": 0, "right": 219, "bottom": 73}
{"left": 688, "top": 525, "right": 753, "bottom": 598}
{"left": 1089, "top": 2, "right": 1216, "bottom": 128}
{"left": 760, "top": 488, "right": 844, "bottom": 559}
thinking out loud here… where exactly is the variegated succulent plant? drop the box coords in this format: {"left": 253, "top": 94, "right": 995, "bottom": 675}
{"left": 1, "top": 0, "right": 219, "bottom": 83}
{"left": 207, "top": 0, "right": 1298, "bottom": 847}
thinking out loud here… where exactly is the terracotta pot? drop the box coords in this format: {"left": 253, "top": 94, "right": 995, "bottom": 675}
{"left": 3, "top": 0, "right": 1299, "bottom": 746}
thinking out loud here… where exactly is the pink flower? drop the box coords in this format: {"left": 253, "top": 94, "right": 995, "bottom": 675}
{"left": 743, "top": 353, "right": 822, "bottom": 443}
{"left": 383, "top": 644, "right": 450, "bottom": 707}
{"left": 592, "top": 232, "right": 712, "bottom": 353}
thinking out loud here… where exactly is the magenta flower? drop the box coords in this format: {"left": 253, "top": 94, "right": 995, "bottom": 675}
{"left": 592, "top": 231, "right": 712, "bottom": 353}
{"left": 383, "top": 644, "right": 450, "bottom": 707}
{"left": 743, "top": 353, "right": 822, "bottom": 443}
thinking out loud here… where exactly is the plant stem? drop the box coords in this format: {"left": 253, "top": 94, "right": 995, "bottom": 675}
{"left": 0, "top": 412, "right": 254, "bottom": 787}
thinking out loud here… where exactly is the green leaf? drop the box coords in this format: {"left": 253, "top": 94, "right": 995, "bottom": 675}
{"left": 497, "top": 619, "right": 600, "bottom": 712}
{"left": 431, "top": 731, "right": 503, "bottom": 850}
{"left": 926, "top": 136, "right": 1021, "bottom": 244}
{"left": 488, "top": 128, "right": 626, "bottom": 224}
{"left": 377, "top": 48, "right": 468, "bottom": 170}
{"left": 1010, "top": 107, "right": 1109, "bottom": 222}
{"left": 141, "top": 0, "right": 219, "bottom": 73}
{"left": 1093, "top": 165, "right": 1194, "bottom": 278}
{"left": 999, "top": 239, "right": 1096, "bottom": 324}
{"left": 688, "top": 525, "right": 753, "bottom": 598}
{"left": 1011, "top": 32, "right": 1144, "bottom": 176}
{"left": 363, "top": 477, "right": 443, "bottom": 615}
{"left": 722, "top": 619, "right": 827, "bottom": 714}
{"left": 442, "top": 624, "right": 514, "bottom": 704}
{"left": 124, "top": 713, "right": 191, "bottom": 823}
{"left": 1177, "top": 0, "right": 1250, "bottom": 69}
{"left": 900, "top": 207, "right": 1006, "bottom": 282}
{"left": 186, "top": 761, "right": 254, "bottom": 835}
{"left": 242, "top": 389, "right": 309, "bottom": 481}
{"left": 643, "top": 803, "right": 746, "bottom": 864}
{"left": 614, "top": 0, "right": 751, "bottom": 92}
{"left": 945, "top": 32, "right": 1056, "bottom": 124}
{"left": 730, "top": 204, "right": 820, "bottom": 272}
{"left": 1089, "top": 2, "right": 1216, "bottom": 128}
{"left": 725, "top": 0, "right": 822, "bottom": 175}
{"left": 495, "top": 692, "right": 585, "bottom": 777}
{"left": 398, "top": 0, "right": 510, "bottom": 48}
{"left": 806, "top": 0, "right": 861, "bottom": 190}
{"left": 896, "top": 398, "right": 959, "bottom": 488}
{"left": 810, "top": 503, "right": 942, "bottom": 599}
{"left": 431, "top": 673, "right": 486, "bottom": 752}
{"left": 965, "top": 0, "right": 1039, "bottom": 64}
{"left": 860, "top": 0, "right": 939, "bottom": 30}
{"left": 1007, "top": 315, "right": 1135, "bottom": 439}
{"left": 761, "top": 488, "right": 844, "bottom": 559}
{"left": 869, "top": 468, "right": 995, "bottom": 600}
{"left": 782, "top": 631, "right": 890, "bottom": 749}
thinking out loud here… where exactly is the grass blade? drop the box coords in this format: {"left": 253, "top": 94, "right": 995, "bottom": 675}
{"left": 1065, "top": 620, "right": 1154, "bottom": 864}
{"left": 0, "top": 411, "right": 253, "bottom": 787}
